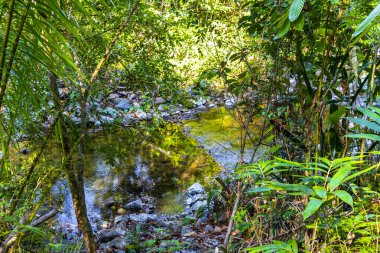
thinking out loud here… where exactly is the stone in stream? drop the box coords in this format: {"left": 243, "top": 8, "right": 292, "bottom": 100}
{"left": 129, "top": 213, "right": 157, "bottom": 223}
{"left": 97, "top": 228, "right": 126, "bottom": 243}
{"left": 98, "top": 236, "right": 131, "bottom": 252}
{"left": 114, "top": 98, "right": 131, "bottom": 110}
{"left": 182, "top": 183, "right": 211, "bottom": 219}
{"left": 124, "top": 198, "right": 144, "bottom": 212}
{"left": 114, "top": 213, "right": 158, "bottom": 224}
{"left": 134, "top": 109, "right": 147, "bottom": 120}
{"left": 225, "top": 97, "right": 236, "bottom": 109}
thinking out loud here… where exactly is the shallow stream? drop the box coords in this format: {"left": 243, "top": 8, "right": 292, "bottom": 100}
{"left": 55, "top": 108, "right": 263, "bottom": 233}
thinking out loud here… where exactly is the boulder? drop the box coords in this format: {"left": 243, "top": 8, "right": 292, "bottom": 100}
{"left": 134, "top": 109, "right": 147, "bottom": 120}
{"left": 186, "top": 183, "right": 205, "bottom": 197}
{"left": 183, "top": 183, "right": 211, "bottom": 219}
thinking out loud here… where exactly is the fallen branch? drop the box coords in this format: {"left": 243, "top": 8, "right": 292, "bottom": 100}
{"left": 0, "top": 209, "right": 58, "bottom": 253}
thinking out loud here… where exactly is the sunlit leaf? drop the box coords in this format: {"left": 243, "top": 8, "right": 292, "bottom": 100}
{"left": 329, "top": 165, "right": 351, "bottom": 191}
{"left": 313, "top": 186, "right": 327, "bottom": 199}
{"left": 352, "top": 4, "right": 380, "bottom": 37}
{"left": 347, "top": 118, "right": 380, "bottom": 132}
{"left": 303, "top": 198, "right": 323, "bottom": 220}
{"left": 345, "top": 134, "right": 380, "bottom": 141}
{"left": 274, "top": 19, "right": 290, "bottom": 40}
{"left": 289, "top": 0, "right": 305, "bottom": 22}
{"left": 332, "top": 190, "right": 353, "bottom": 208}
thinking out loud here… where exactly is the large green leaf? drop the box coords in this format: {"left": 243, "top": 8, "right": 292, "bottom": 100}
{"left": 357, "top": 107, "right": 380, "bottom": 125}
{"left": 326, "top": 108, "right": 346, "bottom": 129}
{"left": 274, "top": 18, "right": 291, "bottom": 40}
{"left": 289, "top": 0, "right": 305, "bottom": 22}
{"left": 352, "top": 4, "right": 380, "bottom": 37}
{"left": 343, "top": 162, "right": 380, "bottom": 183}
{"left": 266, "top": 181, "right": 314, "bottom": 195}
{"left": 313, "top": 186, "right": 327, "bottom": 199}
{"left": 329, "top": 165, "right": 351, "bottom": 191}
{"left": 332, "top": 190, "right": 353, "bottom": 208}
{"left": 347, "top": 117, "right": 380, "bottom": 132}
{"left": 303, "top": 198, "right": 323, "bottom": 220}
{"left": 345, "top": 134, "right": 380, "bottom": 141}
{"left": 245, "top": 240, "right": 293, "bottom": 252}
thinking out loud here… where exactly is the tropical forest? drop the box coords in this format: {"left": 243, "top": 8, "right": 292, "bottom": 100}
{"left": 0, "top": 0, "right": 379, "bottom": 252}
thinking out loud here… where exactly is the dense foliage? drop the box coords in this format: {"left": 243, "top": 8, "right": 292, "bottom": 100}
{"left": 0, "top": 0, "right": 379, "bottom": 252}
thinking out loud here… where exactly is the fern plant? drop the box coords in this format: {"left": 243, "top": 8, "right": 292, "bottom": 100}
{"left": 240, "top": 155, "right": 380, "bottom": 252}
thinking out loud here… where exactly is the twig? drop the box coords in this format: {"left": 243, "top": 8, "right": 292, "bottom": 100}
{"left": 224, "top": 182, "right": 241, "bottom": 248}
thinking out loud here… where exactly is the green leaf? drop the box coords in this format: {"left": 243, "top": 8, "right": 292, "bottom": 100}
{"left": 329, "top": 165, "right": 351, "bottom": 191}
{"left": 357, "top": 107, "right": 380, "bottom": 125}
{"left": 345, "top": 134, "right": 380, "bottom": 141}
{"left": 270, "top": 145, "right": 281, "bottom": 154}
{"left": 145, "top": 239, "right": 157, "bottom": 247}
{"left": 332, "top": 190, "right": 353, "bottom": 208}
{"left": 347, "top": 117, "right": 380, "bottom": 132}
{"left": 274, "top": 19, "right": 290, "bottom": 40}
{"left": 289, "top": 0, "right": 305, "bottom": 22}
{"left": 294, "top": 14, "right": 305, "bottom": 31}
{"left": 247, "top": 186, "right": 272, "bottom": 194}
{"left": 343, "top": 163, "right": 380, "bottom": 183}
{"left": 244, "top": 240, "right": 292, "bottom": 252}
{"left": 313, "top": 186, "right": 327, "bottom": 199}
{"left": 326, "top": 108, "right": 346, "bottom": 129}
{"left": 288, "top": 239, "right": 298, "bottom": 253}
{"left": 303, "top": 198, "right": 323, "bottom": 220}
{"left": 266, "top": 182, "right": 314, "bottom": 195}
{"left": 352, "top": 4, "right": 380, "bottom": 37}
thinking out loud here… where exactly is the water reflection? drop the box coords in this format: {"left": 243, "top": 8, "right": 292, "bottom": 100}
{"left": 56, "top": 123, "right": 221, "bottom": 230}
{"left": 183, "top": 107, "right": 263, "bottom": 169}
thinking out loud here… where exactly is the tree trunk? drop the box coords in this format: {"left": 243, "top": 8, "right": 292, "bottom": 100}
{"left": 49, "top": 73, "right": 96, "bottom": 252}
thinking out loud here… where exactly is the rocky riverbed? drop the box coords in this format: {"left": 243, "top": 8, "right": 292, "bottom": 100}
{"left": 93, "top": 182, "right": 225, "bottom": 252}
{"left": 46, "top": 86, "right": 260, "bottom": 252}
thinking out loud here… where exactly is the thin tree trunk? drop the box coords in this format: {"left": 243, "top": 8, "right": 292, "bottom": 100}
{"left": 49, "top": 73, "right": 96, "bottom": 252}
